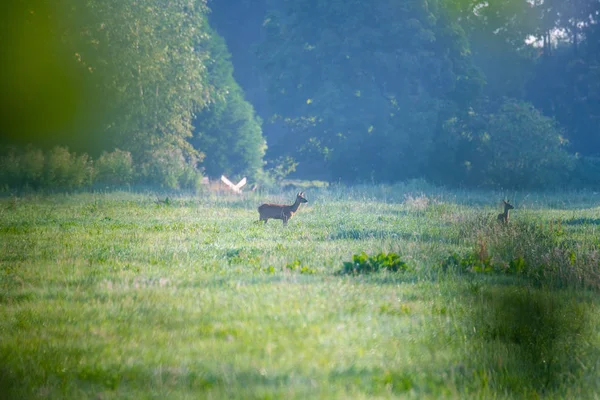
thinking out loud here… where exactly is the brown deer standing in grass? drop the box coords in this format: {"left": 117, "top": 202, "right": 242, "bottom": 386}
{"left": 258, "top": 192, "right": 308, "bottom": 226}
{"left": 497, "top": 200, "right": 514, "bottom": 224}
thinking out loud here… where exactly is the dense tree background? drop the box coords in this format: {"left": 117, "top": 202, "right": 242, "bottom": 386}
{"left": 191, "top": 28, "right": 266, "bottom": 181}
{"left": 2, "top": 0, "right": 600, "bottom": 189}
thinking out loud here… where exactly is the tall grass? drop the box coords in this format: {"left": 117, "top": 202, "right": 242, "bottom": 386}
{"left": 0, "top": 184, "right": 598, "bottom": 398}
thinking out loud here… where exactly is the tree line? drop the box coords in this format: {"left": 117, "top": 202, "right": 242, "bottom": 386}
{"left": 212, "top": 0, "right": 600, "bottom": 189}
{"left": 2, "top": 0, "right": 600, "bottom": 190}
{"left": 0, "top": 0, "right": 264, "bottom": 190}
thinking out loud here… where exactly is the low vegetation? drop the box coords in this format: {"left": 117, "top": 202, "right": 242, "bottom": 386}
{"left": 0, "top": 184, "right": 598, "bottom": 398}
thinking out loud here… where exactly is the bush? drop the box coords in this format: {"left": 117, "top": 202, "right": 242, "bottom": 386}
{"left": 340, "top": 252, "right": 412, "bottom": 275}
{"left": 440, "top": 250, "right": 493, "bottom": 274}
{"left": 94, "top": 149, "right": 134, "bottom": 186}
{"left": 139, "top": 145, "right": 203, "bottom": 190}
{"left": 20, "top": 147, "right": 45, "bottom": 188}
{"left": 0, "top": 149, "right": 23, "bottom": 189}
{"left": 432, "top": 99, "right": 573, "bottom": 189}
{"left": 45, "top": 146, "right": 93, "bottom": 189}
{"left": 0, "top": 146, "right": 93, "bottom": 190}
{"left": 447, "top": 219, "right": 600, "bottom": 290}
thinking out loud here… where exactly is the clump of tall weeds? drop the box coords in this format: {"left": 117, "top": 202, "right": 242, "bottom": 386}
{"left": 448, "top": 219, "right": 598, "bottom": 396}
{"left": 446, "top": 218, "right": 600, "bottom": 290}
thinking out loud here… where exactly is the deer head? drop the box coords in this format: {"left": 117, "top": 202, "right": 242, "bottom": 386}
{"left": 297, "top": 192, "right": 308, "bottom": 204}
{"left": 503, "top": 200, "right": 514, "bottom": 210}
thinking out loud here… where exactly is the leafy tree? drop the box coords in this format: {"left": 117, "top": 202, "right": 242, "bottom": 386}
{"left": 432, "top": 99, "right": 573, "bottom": 188}
{"left": 259, "top": 0, "right": 483, "bottom": 182}
{"left": 525, "top": 0, "right": 600, "bottom": 158}
{"left": 447, "top": 0, "right": 538, "bottom": 100}
{"left": 66, "top": 0, "right": 212, "bottom": 159}
{"left": 191, "top": 29, "right": 266, "bottom": 180}
{"left": 3, "top": 0, "right": 213, "bottom": 169}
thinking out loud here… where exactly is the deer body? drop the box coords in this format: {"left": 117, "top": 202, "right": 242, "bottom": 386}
{"left": 258, "top": 192, "right": 308, "bottom": 225}
{"left": 497, "top": 200, "right": 514, "bottom": 224}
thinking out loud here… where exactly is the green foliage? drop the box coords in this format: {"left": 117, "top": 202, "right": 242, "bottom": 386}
{"left": 259, "top": 0, "right": 483, "bottom": 182}
{"left": 0, "top": 147, "right": 45, "bottom": 189}
{"left": 433, "top": 99, "right": 573, "bottom": 188}
{"left": 284, "top": 259, "right": 315, "bottom": 274}
{"left": 2, "top": 1, "right": 215, "bottom": 170}
{"left": 448, "top": 0, "right": 537, "bottom": 100}
{"left": 45, "top": 147, "right": 93, "bottom": 189}
{"left": 191, "top": 28, "right": 266, "bottom": 180}
{"left": 66, "top": 0, "right": 212, "bottom": 157}
{"left": 0, "top": 145, "right": 205, "bottom": 190}
{"left": 262, "top": 156, "right": 298, "bottom": 186}
{"left": 508, "top": 256, "right": 527, "bottom": 275}
{"left": 138, "top": 145, "right": 203, "bottom": 190}
{"left": 19, "top": 147, "right": 45, "bottom": 187}
{"left": 525, "top": 3, "right": 600, "bottom": 158}
{"left": 94, "top": 149, "right": 134, "bottom": 186}
{"left": 570, "top": 156, "right": 600, "bottom": 188}
{"left": 0, "top": 146, "right": 93, "bottom": 190}
{"left": 449, "top": 217, "right": 599, "bottom": 290}
{"left": 341, "top": 252, "right": 412, "bottom": 275}
{"left": 441, "top": 251, "right": 492, "bottom": 274}
{"left": 0, "top": 188, "right": 599, "bottom": 398}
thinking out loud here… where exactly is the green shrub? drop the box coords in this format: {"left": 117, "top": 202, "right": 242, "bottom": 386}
{"left": 0, "top": 149, "right": 23, "bottom": 189}
{"left": 94, "top": 149, "right": 134, "bottom": 186}
{"left": 449, "top": 219, "right": 599, "bottom": 289}
{"left": 257, "top": 156, "right": 299, "bottom": 189}
{"left": 440, "top": 251, "right": 493, "bottom": 274}
{"left": 139, "top": 145, "right": 202, "bottom": 190}
{"left": 45, "top": 146, "right": 93, "bottom": 189}
{"left": 20, "top": 147, "right": 45, "bottom": 188}
{"left": 0, "top": 146, "right": 92, "bottom": 190}
{"left": 433, "top": 99, "right": 573, "bottom": 189}
{"left": 340, "top": 252, "right": 412, "bottom": 275}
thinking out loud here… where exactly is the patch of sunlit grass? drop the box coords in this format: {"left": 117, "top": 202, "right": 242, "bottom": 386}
{"left": 0, "top": 187, "right": 598, "bottom": 398}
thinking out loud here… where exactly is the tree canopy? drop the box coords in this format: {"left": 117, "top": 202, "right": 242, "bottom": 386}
{"left": 2, "top": 0, "right": 600, "bottom": 190}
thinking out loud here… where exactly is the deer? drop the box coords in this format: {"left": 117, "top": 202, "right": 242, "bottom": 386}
{"left": 257, "top": 192, "right": 308, "bottom": 226}
{"left": 497, "top": 200, "right": 514, "bottom": 224}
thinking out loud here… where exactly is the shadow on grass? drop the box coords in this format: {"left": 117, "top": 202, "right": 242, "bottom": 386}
{"left": 329, "top": 228, "right": 451, "bottom": 243}
{"left": 0, "top": 355, "right": 312, "bottom": 399}
{"left": 329, "top": 365, "right": 462, "bottom": 397}
{"left": 334, "top": 273, "right": 420, "bottom": 286}
{"left": 563, "top": 217, "right": 600, "bottom": 226}
{"left": 461, "top": 284, "right": 596, "bottom": 396}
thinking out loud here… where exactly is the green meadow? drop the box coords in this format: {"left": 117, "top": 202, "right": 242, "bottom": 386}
{"left": 1, "top": 183, "right": 599, "bottom": 399}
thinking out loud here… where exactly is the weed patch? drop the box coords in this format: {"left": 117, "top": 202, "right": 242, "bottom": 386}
{"left": 447, "top": 219, "right": 600, "bottom": 289}
{"left": 339, "top": 252, "right": 413, "bottom": 275}
{"left": 284, "top": 259, "right": 316, "bottom": 274}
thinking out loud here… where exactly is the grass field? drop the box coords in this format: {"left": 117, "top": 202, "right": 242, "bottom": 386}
{"left": 1, "top": 183, "right": 599, "bottom": 399}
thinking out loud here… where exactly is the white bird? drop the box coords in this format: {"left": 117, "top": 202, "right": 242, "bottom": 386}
{"left": 221, "top": 175, "right": 247, "bottom": 193}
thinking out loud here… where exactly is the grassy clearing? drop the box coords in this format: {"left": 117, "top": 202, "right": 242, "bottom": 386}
{"left": 0, "top": 184, "right": 599, "bottom": 399}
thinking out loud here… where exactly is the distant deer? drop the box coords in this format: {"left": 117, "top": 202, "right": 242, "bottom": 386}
{"left": 497, "top": 200, "right": 514, "bottom": 224}
{"left": 258, "top": 192, "right": 308, "bottom": 226}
